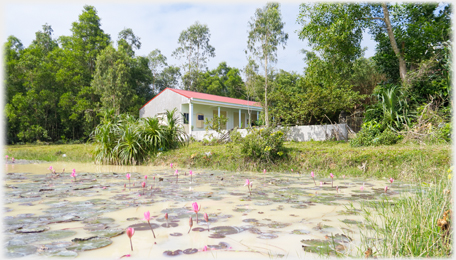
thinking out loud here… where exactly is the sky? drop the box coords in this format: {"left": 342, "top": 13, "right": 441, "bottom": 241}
{"left": 1, "top": 2, "right": 377, "bottom": 75}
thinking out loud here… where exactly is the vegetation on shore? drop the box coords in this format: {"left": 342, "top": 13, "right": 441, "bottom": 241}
{"left": 5, "top": 140, "right": 451, "bottom": 183}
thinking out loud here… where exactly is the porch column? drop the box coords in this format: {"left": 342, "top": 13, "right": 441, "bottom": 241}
{"left": 239, "top": 109, "right": 241, "bottom": 129}
{"left": 189, "top": 102, "right": 193, "bottom": 136}
{"left": 218, "top": 106, "right": 220, "bottom": 117}
{"left": 257, "top": 111, "right": 259, "bottom": 124}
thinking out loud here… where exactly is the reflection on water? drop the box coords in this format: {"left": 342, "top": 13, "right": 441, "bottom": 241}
{"left": 3, "top": 162, "right": 415, "bottom": 259}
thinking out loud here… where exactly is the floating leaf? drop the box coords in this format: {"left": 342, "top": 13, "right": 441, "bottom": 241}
{"left": 66, "top": 237, "right": 112, "bottom": 251}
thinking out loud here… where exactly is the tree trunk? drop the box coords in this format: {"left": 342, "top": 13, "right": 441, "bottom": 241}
{"left": 382, "top": 3, "right": 407, "bottom": 82}
{"left": 264, "top": 56, "right": 269, "bottom": 127}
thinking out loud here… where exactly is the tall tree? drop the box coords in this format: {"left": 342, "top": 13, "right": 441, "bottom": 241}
{"left": 247, "top": 2, "right": 288, "bottom": 127}
{"left": 117, "top": 28, "right": 141, "bottom": 57}
{"left": 147, "top": 49, "right": 168, "bottom": 93}
{"left": 154, "top": 66, "right": 181, "bottom": 92}
{"left": 172, "top": 21, "right": 215, "bottom": 91}
{"left": 92, "top": 45, "right": 134, "bottom": 115}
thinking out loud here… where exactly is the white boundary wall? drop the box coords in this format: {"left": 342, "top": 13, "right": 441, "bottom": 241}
{"left": 190, "top": 124, "right": 348, "bottom": 142}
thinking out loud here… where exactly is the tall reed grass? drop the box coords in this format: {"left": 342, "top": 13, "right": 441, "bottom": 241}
{"left": 91, "top": 109, "right": 187, "bottom": 165}
{"left": 356, "top": 170, "right": 453, "bottom": 258}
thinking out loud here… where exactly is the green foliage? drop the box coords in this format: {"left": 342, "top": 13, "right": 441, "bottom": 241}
{"left": 240, "top": 127, "right": 286, "bottom": 163}
{"left": 357, "top": 176, "right": 453, "bottom": 257}
{"left": 436, "top": 123, "right": 452, "bottom": 143}
{"left": 172, "top": 21, "right": 215, "bottom": 91}
{"left": 350, "top": 121, "right": 402, "bottom": 147}
{"left": 91, "top": 108, "right": 187, "bottom": 165}
{"left": 205, "top": 115, "right": 228, "bottom": 132}
{"left": 196, "top": 62, "right": 246, "bottom": 99}
{"left": 247, "top": 2, "right": 288, "bottom": 127}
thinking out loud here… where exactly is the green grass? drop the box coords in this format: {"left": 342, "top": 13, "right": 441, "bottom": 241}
{"left": 154, "top": 141, "right": 451, "bottom": 182}
{"left": 4, "top": 140, "right": 451, "bottom": 182}
{"left": 354, "top": 175, "right": 453, "bottom": 258}
{"left": 5, "top": 143, "right": 95, "bottom": 163}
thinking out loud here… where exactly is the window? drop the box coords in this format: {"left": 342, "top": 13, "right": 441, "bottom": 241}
{"left": 183, "top": 113, "right": 189, "bottom": 124}
{"left": 198, "top": 114, "right": 204, "bottom": 120}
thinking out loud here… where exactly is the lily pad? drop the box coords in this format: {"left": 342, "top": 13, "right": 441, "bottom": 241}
{"left": 211, "top": 226, "right": 245, "bottom": 235}
{"left": 257, "top": 233, "right": 278, "bottom": 239}
{"left": 6, "top": 243, "right": 37, "bottom": 257}
{"left": 15, "top": 225, "right": 50, "bottom": 233}
{"left": 290, "top": 204, "right": 308, "bottom": 209}
{"left": 128, "top": 223, "right": 160, "bottom": 231}
{"left": 191, "top": 227, "right": 206, "bottom": 232}
{"left": 169, "top": 232, "right": 182, "bottom": 236}
{"left": 207, "top": 242, "right": 229, "bottom": 249}
{"left": 340, "top": 219, "right": 362, "bottom": 225}
{"left": 89, "top": 228, "right": 125, "bottom": 238}
{"left": 208, "top": 233, "right": 226, "bottom": 239}
{"left": 291, "top": 229, "right": 311, "bottom": 235}
{"left": 182, "top": 248, "right": 198, "bottom": 254}
{"left": 163, "top": 250, "right": 183, "bottom": 256}
{"left": 66, "top": 237, "right": 112, "bottom": 251}
{"left": 161, "top": 222, "right": 179, "bottom": 228}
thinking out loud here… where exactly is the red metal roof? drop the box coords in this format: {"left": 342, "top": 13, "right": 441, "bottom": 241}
{"left": 140, "top": 88, "right": 262, "bottom": 110}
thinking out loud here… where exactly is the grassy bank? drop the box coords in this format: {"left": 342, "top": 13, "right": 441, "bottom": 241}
{"left": 5, "top": 141, "right": 451, "bottom": 182}
{"left": 154, "top": 141, "right": 451, "bottom": 182}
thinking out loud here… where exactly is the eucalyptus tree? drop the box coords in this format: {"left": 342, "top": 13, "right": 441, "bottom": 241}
{"left": 247, "top": 2, "right": 288, "bottom": 127}
{"left": 147, "top": 49, "right": 168, "bottom": 93}
{"left": 172, "top": 21, "right": 215, "bottom": 91}
{"left": 117, "top": 28, "right": 141, "bottom": 57}
{"left": 92, "top": 45, "right": 135, "bottom": 116}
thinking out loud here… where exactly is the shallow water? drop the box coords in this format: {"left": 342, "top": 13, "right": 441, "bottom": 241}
{"left": 3, "top": 162, "right": 415, "bottom": 259}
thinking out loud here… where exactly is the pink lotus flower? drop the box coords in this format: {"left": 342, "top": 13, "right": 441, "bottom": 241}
{"left": 343, "top": 175, "right": 346, "bottom": 179}
{"left": 165, "top": 213, "right": 169, "bottom": 227}
{"left": 360, "top": 183, "right": 365, "bottom": 191}
{"left": 71, "top": 170, "right": 77, "bottom": 181}
{"left": 102, "top": 186, "right": 106, "bottom": 189}
{"left": 142, "top": 182, "right": 146, "bottom": 188}
{"left": 143, "top": 211, "right": 156, "bottom": 238}
{"left": 385, "top": 186, "right": 388, "bottom": 193}
{"left": 126, "top": 227, "right": 135, "bottom": 251}
{"left": 11, "top": 158, "right": 15, "bottom": 163}
{"left": 126, "top": 173, "right": 131, "bottom": 190}
{"left": 49, "top": 166, "right": 53, "bottom": 172}
{"left": 124, "top": 183, "right": 126, "bottom": 188}
{"left": 389, "top": 178, "right": 394, "bottom": 184}
{"left": 189, "top": 170, "right": 193, "bottom": 182}
{"left": 202, "top": 245, "right": 208, "bottom": 252}
{"left": 311, "top": 172, "right": 316, "bottom": 186}
{"left": 330, "top": 173, "right": 334, "bottom": 188}
{"left": 5, "top": 155, "right": 8, "bottom": 160}
{"left": 144, "top": 175, "right": 148, "bottom": 180}
{"left": 244, "top": 179, "right": 253, "bottom": 195}
{"left": 170, "top": 163, "right": 173, "bottom": 168}
{"left": 320, "top": 181, "right": 323, "bottom": 187}
{"left": 291, "top": 169, "right": 293, "bottom": 172}
{"left": 263, "top": 169, "right": 266, "bottom": 174}
{"left": 192, "top": 202, "right": 201, "bottom": 223}
{"left": 189, "top": 170, "right": 193, "bottom": 175}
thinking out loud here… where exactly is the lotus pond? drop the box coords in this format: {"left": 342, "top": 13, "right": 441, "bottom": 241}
{"left": 4, "top": 161, "right": 420, "bottom": 259}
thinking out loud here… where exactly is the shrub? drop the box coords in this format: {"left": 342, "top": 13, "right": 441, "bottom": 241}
{"left": 350, "top": 121, "right": 402, "bottom": 147}
{"left": 240, "top": 127, "right": 286, "bottom": 163}
{"left": 436, "top": 122, "right": 452, "bottom": 143}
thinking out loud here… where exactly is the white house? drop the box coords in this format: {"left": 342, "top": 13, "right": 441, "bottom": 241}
{"left": 139, "top": 88, "right": 263, "bottom": 136}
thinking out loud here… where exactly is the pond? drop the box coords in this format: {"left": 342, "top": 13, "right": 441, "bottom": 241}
{"left": 4, "top": 161, "right": 416, "bottom": 259}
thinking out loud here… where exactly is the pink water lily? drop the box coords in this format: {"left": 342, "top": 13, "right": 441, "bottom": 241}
{"left": 343, "top": 175, "right": 346, "bottom": 179}
{"left": 71, "top": 169, "right": 77, "bottom": 181}
{"left": 49, "top": 166, "right": 53, "bottom": 173}
{"left": 11, "top": 158, "right": 15, "bottom": 163}
{"left": 5, "top": 155, "right": 8, "bottom": 160}
{"left": 244, "top": 179, "right": 253, "bottom": 195}
{"left": 389, "top": 178, "right": 394, "bottom": 184}
{"left": 202, "top": 245, "right": 208, "bottom": 252}
{"left": 126, "top": 173, "right": 131, "bottom": 190}
{"left": 189, "top": 170, "right": 193, "bottom": 182}
{"left": 143, "top": 211, "right": 156, "bottom": 238}
{"left": 311, "top": 172, "right": 316, "bottom": 186}
{"left": 142, "top": 182, "right": 146, "bottom": 195}
{"left": 165, "top": 213, "right": 169, "bottom": 227}
{"left": 330, "top": 173, "right": 334, "bottom": 188}
{"left": 144, "top": 175, "right": 148, "bottom": 180}
{"left": 385, "top": 186, "right": 388, "bottom": 193}
{"left": 170, "top": 163, "right": 173, "bottom": 168}
{"left": 192, "top": 202, "right": 201, "bottom": 223}
{"left": 126, "top": 227, "right": 135, "bottom": 251}
{"left": 320, "top": 181, "right": 323, "bottom": 187}
{"left": 360, "top": 183, "right": 365, "bottom": 191}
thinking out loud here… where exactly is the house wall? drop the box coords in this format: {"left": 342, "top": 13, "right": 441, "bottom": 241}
{"left": 139, "top": 89, "right": 189, "bottom": 119}
{"left": 184, "top": 104, "right": 259, "bottom": 132}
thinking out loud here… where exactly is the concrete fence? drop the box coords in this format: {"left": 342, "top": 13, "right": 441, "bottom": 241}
{"left": 190, "top": 124, "right": 348, "bottom": 142}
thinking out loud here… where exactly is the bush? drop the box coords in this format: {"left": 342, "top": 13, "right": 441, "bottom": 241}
{"left": 436, "top": 122, "right": 452, "bottom": 143}
{"left": 240, "top": 127, "right": 286, "bottom": 163}
{"left": 350, "top": 121, "right": 402, "bottom": 147}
